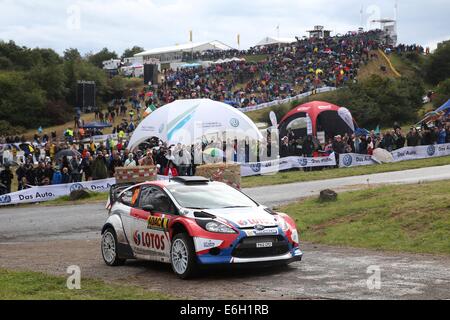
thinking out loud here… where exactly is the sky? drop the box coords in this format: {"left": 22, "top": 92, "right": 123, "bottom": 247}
{"left": 1, "top": 0, "right": 449, "bottom": 56}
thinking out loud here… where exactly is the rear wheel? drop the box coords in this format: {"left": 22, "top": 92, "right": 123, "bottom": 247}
{"left": 170, "top": 233, "right": 197, "bottom": 279}
{"left": 101, "top": 228, "right": 126, "bottom": 266}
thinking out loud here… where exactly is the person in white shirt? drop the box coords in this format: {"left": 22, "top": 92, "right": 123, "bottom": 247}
{"left": 124, "top": 154, "right": 137, "bottom": 167}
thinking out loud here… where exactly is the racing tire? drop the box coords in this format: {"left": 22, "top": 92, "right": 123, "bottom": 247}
{"left": 101, "top": 228, "right": 126, "bottom": 266}
{"left": 170, "top": 233, "right": 198, "bottom": 279}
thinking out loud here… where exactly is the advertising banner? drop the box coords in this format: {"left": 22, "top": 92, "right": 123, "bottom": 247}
{"left": 241, "top": 153, "right": 336, "bottom": 177}
{"left": 0, "top": 178, "right": 116, "bottom": 206}
{"left": 339, "top": 153, "right": 376, "bottom": 168}
{"left": 392, "top": 143, "right": 450, "bottom": 162}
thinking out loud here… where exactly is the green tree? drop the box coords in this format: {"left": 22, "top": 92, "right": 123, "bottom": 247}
{"left": 87, "top": 48, "right": 118, "bottom": 68}
{"left": 433, "top": 78, "right": 450, "bottom": 108}
{"left": 121, "top": 46, "right": 144, "bottom": 59}
{"left": 425, "top": 41, "right": 450, "bottom": 85}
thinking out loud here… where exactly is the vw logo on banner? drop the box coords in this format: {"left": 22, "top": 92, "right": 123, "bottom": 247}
{"left": 427, "top": 145, "right": 436, "bottom": 157}
{"left": 0, "top": 195, "right": 12, "bottom": 204}
{"left": 250, "top": 163, "right": 261, "bottom": 173}
{"left": 70, "top": 183, "right": 84, "bottom": 193}
{"left": 298, "top": 158, "right": 308, "bottom": 167}
{"left": 342, "top": 154, "right": 353, "bottom": 167}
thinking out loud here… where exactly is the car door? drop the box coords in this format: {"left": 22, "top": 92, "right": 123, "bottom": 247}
{"left": 116, "top": 186, "right": 141, "bottom": 249}
{"left": 129, "top": 186, "right": 176, "bottom": 263}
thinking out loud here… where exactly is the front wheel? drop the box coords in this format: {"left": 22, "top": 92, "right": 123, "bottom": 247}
{"left": 101, "top": 228, "right": 126, "bottom": 266}
{"left": 170, "top": 233, "right": 197, "bottom": 279}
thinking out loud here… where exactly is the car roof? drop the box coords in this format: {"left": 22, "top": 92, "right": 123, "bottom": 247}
{"left": 136, "top": 177, "right": 214, "bottom": 189}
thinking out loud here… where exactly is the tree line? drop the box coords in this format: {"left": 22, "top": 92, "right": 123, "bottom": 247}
{"left": 0, "top": 41, "right": 144, "bottom": 135}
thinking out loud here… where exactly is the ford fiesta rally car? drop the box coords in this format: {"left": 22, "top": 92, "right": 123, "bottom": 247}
{"left": 102, "top": 176, "right": 303, "bottom": 279}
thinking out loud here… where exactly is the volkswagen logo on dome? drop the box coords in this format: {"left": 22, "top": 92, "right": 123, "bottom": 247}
{"left": 70, "top": 183, "right": 84, "bottom": 193}
{"left": 427, "top": 145, "right": 436, "bottom": 156}
{"left": 250, "top": 163, "right": 261, "bottom": 173}
{"left": 342, "top": 154, "right": 353, "bottom": 167}
{"left": 230, "top": 118, "right": 240, "bottom": 128}
{"left": 0, "top": 195, "right": 11, "bottom": 204}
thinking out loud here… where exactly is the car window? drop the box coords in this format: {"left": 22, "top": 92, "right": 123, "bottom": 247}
{"left": 166, "top": 182, "right": 257, "bottom": 210}
{"left": 120, "top": 187, "right": 140, "bottom": 207}
{"left": 139, "top": 186, "right": 176, "bottom": 215}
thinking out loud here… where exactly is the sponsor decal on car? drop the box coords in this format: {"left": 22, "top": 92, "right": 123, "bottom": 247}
{"left": 133, "top": 230, "right": 166, "bottom": 251}
{"left": 236, "top": 218, "right": 275, "bottom": 227}
{"left": 193, "top": 237, "right": 223, "bottom": 253}
{"left": 147, "top": 216, "right": 170, "bottom": 231}
{"left": 244, "top": 228, "right": 279, "bottom": 237}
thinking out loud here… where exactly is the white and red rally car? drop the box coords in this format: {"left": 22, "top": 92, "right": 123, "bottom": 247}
{"left": 102, "top": 176, "right": 302, "bottom": 279}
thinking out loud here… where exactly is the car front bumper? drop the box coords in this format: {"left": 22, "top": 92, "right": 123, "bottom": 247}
{"left": 197, "top": 247, "right": 303, "bottom": 265}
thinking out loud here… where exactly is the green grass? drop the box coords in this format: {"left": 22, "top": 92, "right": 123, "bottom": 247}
{"left": 45, "top": 192, "right": 109, "bottom": 206}
{"left": 0, "top": 269, "right": 173, "bottom": 300}
{"left": 241, "top": 155, "right": 450, "bottom": 188}
{"left": 280, "top": 180, "right": 450, "bottom": 254}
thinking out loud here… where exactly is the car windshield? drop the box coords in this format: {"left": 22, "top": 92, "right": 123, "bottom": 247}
{"left": 166, "top": 183, "right": 257, "bottom": 210}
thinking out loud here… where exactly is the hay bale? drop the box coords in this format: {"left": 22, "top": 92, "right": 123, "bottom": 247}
{"left": 196, "top": 163, "right": 241, "bottom": 189}
{"left": 319, "top": 189, "right": 338, "bottom": 202}
{"left": 69, "top": 189, "right": 91, "bottom": 201}
{"left": 115, "top": 166, "right": 158, "bottom": 183}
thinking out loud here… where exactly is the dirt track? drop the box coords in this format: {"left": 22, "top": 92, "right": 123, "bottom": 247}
{"left": 1, "top": 239, "right": 449, "bottom": 300}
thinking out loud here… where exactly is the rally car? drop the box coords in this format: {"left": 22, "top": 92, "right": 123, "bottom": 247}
{"left": 101, "top": 176, "right": 303, "bottom": 279}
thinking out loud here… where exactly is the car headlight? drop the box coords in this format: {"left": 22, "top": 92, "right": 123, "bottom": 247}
{"left": 277, "top": 216, "right": 289, "bottom": 231}
{"left": 200, "top": 220, "right": 236, "bottom": 234}
{"left": 206, "top": 221, "right": 236, "bottom": 234}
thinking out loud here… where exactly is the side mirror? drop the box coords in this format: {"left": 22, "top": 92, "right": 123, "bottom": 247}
{"left": 142, "top": 204, "right": 155, "bottom": 213}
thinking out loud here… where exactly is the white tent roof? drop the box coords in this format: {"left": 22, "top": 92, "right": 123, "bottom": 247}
{"left": 255, "top": 37, "right": 297, "bottom": 47}
{"left": 135, "top": 40, "right": 234, "bottom": 57}
{"left": 127, "top": 99, "right": 263, "bottom": 149}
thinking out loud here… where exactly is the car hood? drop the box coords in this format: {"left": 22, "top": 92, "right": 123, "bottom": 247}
{"left": 203, "top": 206, "right": 279, "bottom": 228}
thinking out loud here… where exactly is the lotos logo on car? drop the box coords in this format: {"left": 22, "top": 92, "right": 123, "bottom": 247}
{"left": 133, "top": 231, "right": 141, "bottom": 246}
{"left": 342, "top": 154, "right": 353, "bottom": 167}
{"left": 133, "top": 231, "right": 166, "bottom": 251}
{"left": 427, "top": 145, "right": 436, "bottom": 156}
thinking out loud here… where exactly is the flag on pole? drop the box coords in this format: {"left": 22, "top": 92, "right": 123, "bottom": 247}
{"left": 237, "top": 34, "right": 240, "bottom": 46}
{"left": 189, "top": 30, "right": 193, "bottom": 42}
{"left": 144, "top": 104, "right": 157, "bottom": 118}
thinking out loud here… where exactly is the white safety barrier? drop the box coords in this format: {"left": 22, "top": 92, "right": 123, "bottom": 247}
{"left": 241, "top": 153, "right": 336, "bottom": 177}
{"left": 0, "top": 178, "right": 116, "bottom": 206}
{"left": 0, "top": 175, "right": 171, "bottom": 206}
{"left": 339, "top": 143, "right": 450, "bottom": 168}
{"left": 240, "top": 87, "right": 337, "bottom": 113}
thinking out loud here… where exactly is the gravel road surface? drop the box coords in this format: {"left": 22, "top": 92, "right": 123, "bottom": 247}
{"left": 1, "top": 164, "right": 449, "bottom": 299}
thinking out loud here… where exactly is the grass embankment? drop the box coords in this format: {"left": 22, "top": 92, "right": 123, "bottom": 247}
{"left": 241, "top": 155, "right": 450, "bottom": 188}
{"left": 281, "top": 180, "right": 450, "bottom": 255}
{"left": 0, "top": 269, "right": 172, "bottom": 300}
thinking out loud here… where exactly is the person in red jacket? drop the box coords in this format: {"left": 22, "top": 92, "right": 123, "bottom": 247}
{"left": 163, "top": 161, "right": 179, "bottom": 177}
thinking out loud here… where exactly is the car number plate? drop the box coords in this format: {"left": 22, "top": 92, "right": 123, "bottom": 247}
{"left": 256, "top": 242, "right": 273, "bottom": 248}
